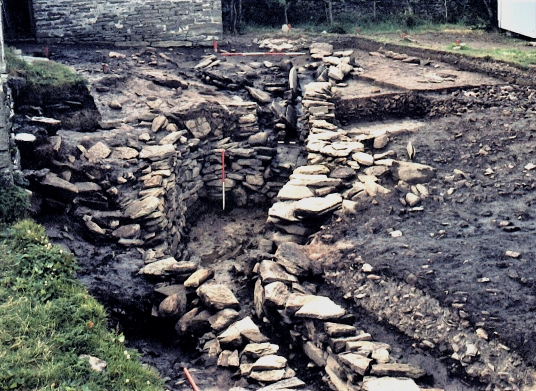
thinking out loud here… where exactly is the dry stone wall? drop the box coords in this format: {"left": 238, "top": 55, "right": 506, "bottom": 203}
{"left": 0, "top": 77, "right": 14, "bottom": 186}
{"left": 32, "top": 0, "right": 222, "bottom": 47}
{"left": 23, "top": 97, "right": 294, "bottom": 263}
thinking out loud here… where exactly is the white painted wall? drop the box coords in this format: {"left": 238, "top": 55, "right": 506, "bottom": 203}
{"left": 498, "top": 0, "right": 536, "bottom": 38}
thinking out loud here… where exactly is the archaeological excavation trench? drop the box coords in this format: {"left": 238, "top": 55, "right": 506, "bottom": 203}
{"left": 8, "top": 37, "right": 536, "bottom": 391}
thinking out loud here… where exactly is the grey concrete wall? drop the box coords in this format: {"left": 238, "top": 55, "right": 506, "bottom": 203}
{"left": 32, "top": 0, "right": 222, "bottom": 47}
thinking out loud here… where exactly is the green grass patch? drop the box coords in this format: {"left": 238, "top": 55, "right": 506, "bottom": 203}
{"left": 442, "top": 44, "right": 536, "bottom": 67}
{"left": 0, "top": 220, "right": 164, "bottom": 391}
{"left": 5, "top": 48, "right": 86, "bottom": 89}
{"left": 447, "top": 43, "right": 471, "bottom": 51}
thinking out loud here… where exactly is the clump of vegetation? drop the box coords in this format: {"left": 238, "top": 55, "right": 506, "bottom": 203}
{"left": 327, "top": 23, "right": 348, "bottom": 34}
{"left": 5, "top": 47, "right": 86, "bottom": 89}
{"left": 0, "top": 185, "right": 30, "bottom": 226}
{"left": 0, "top": 220, "right": 164, "bottom": 390}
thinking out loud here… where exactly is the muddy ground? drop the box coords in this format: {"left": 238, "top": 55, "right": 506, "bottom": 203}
{"left": 13, "top": 29, "right": 536, "bottom": 390}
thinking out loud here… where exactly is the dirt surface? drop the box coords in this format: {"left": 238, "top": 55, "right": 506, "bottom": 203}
{"left": 317, "top": 106, "right": 536, "bottom": 376}
{"left": 364, "top": 28, "right": 536, "bottom": 53}
{"left": 15, "top": 29, "right": 536, "bottom": 390}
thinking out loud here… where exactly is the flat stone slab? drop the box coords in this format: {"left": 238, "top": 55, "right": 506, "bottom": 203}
{"left": 14, "top": 133, "right": 36, "bottom": 142}
{"left": 256, "top": 377, "right": 305, "bottom": 391}
{"left": 259, "top": 260, "right": 298, "bottom": 284}
{"left": 249, "top": 369, "right": 285, "bottom": 383}
{"left": 139, "top": 257, "right": 178, "bottom": 276}
{"left": 185, "top": 117, "right": 212, "bottom": 138}
{"left": 30, "top": 116, "right": 61, "bottom": 126}
{"left": 184, "top": 268, "right": 214, "bottom": 288}
{"left": 320, "top": 141, "right": 364, "bottom": 157}
{"left": 264, "top": 281, "right": 290, "bottom": 308}
{"left": 275, "top": 242, "right": 311, "bottom": 276}
{"left": 225, "top": 316, "right": 269, "bottom": 343}
{"left": 294, "top": 193, "right": 342, "bottom": 218}
{"left": 246, "top": 86, "right": 272, "bottom": 104}
{"left": 141, "top": 70, "right": 189, "bottom": 89}
{"left": 159, "top": 131, "right": 185, "bottom": 145}
{"left": 294, "top": 296, "right": 346, "bottom": 320}
{"left": 324, "top": 322, "right": 357, "bottom": 337}
{"left": 346, "top": 340, "right": 391, "bottom": 353}
{"left": 40, "top": 173, "right": 78, "bottom": 199}
{"left": 197, "top": 283, "right": 240, "bottom": 310}
{"left": 277, "top": 185, "right": 315, "bottom": 201}
{"left": 370, "top": 363, "right": 426, "bottom": 379}
{"left": 139, "top": 144, "right": 176, "bottom": 161}
{"left": 111, "top": 146, "right": 139, "bottom": 159}
{"left": 242, "top": 343, "right": 280, "bottom": 359}
{"left": 362, "top": 376, "right": 420, "bottom": 391}
{"left": 74, "top": 182, "right": 102, "bottom": 193}
{"left": 124, "top": 196, "right": 161, "bottom": 220}
{"left": 339, "top": 353, "right": 372, "bottom": 376}
{"left": 310, "top": 42, "right": 333, "bottom": 57}
{"left": 391, "top": 160, "right": 436, "bottom": 184}
{"left": 304, "top": 341, "right": 326, "bottom": 366}
{"left": 268, "top": 201, "right": 299, "bottom": 223}
{"left": 344, "top": 119, "right": 425, "bottom": 139}
{"left": 251, "top": 355, "right": 287, "bottom": 371}
{"left": 293, "top": 164, "right": 331, "bottom": 175}
{"left": 288, "top": 174, "right": 342, "bottom": 188}
{"left": 209, "top": 309, "right": 240, "bottom": 332}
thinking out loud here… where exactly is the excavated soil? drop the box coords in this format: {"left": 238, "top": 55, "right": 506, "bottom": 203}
{"left": 16, "top": 29, "right": 536, "bottom": 390}
{"left": 322, "top": 110, "right": 536, "bottom": 364}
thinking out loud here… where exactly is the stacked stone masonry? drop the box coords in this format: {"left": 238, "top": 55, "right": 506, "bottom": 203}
{"left": 26, "top": 94, "right": 292, "bottom": 264}
{"left": 0, "top": 77, "right": 14, "bottom": 186}
{"left": 32, "top": 0, "right": 222, "bottom": 46}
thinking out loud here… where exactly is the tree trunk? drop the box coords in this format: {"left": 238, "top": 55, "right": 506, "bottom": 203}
{"left": 324, "top": 0, "right": 333, "bottom": 26}
{"left": 405, "top": 0, "right": 413, "bottom": 15}
{"left": 231, "top": 0, "right": 237, "bottom": 34}
{"left": 284, "top": 1, "right": 289, "bottom": 25}
{"left": 483, "top": 0, "right": 494, "bottom": 20}
{"left": 238, "top": 0, "right": 242, "bottom": 30}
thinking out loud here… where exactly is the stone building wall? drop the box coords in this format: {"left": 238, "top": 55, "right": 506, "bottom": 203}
{"left": 32, "top": 0, "right": 222, "bottom": 47}
{"left": 0, "top": 77, "right": 14, "bottom": 186}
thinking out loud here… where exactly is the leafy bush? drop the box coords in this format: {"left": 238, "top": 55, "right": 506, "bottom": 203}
{"left": 0, "top": 185, "right": 30, "bottom": 226}
{"left": 0, "top": 220, "right": 164, "bottom": 390}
